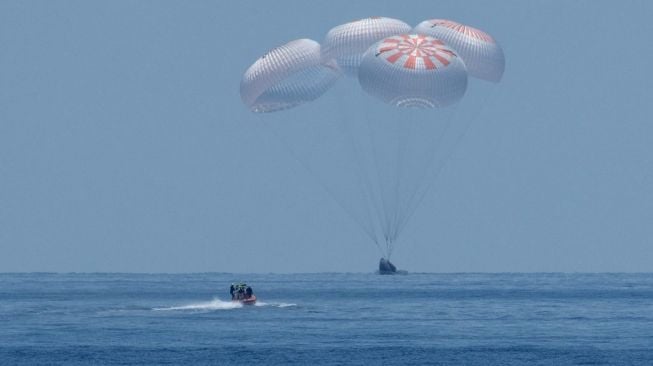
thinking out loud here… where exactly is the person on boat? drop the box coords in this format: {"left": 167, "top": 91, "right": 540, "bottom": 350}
{"left": 230, "top": 282, "right": 252, "bottom": 300}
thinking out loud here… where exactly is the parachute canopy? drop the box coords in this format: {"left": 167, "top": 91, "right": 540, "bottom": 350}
{"left": 413, "top": 19, "right": 505, "bottom": 82}
{"left": 240, "top": 39, "right": 341, "bottom": 113}
{"left": 358, "top": 34, "right": 467, "bottom": 108}
{"left": 322, "top": 16, "right": 412, "bottom": 77}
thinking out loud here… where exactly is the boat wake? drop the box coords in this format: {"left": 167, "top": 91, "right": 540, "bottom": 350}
{"left": 153, "top": 298, "right": 241, "bottom": 312}
{"left": 254, "top": 301, "right": 297, "bottom": 308}
{"left": 152, "top": 298, "right": 297, "bottom": 312}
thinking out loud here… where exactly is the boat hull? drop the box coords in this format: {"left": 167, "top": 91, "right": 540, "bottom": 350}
{"left": 234, "top": 295, "right": 257, "bottom": 305}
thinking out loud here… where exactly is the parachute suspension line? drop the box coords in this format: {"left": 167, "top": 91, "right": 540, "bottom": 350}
{"left": 394, "top": 84, "right": 500, "bottom": 240}
{"left": 333, "top": 86, "right": 383, "bottom": 252}
{"left": 388, "top": 109, "right": 413, "bottom": 247}
{"left": 384, "top": 237, "right": 391, "bottom": 259}
{"left": 392, "top": 104, "right": 460, "bottom": 240}
{"left": 337, "top": 120, "right": 384, "bottom": 253}
{"left": 394, "top": 106, "right": 460, "bottom": 240}
{"left": 363, "top": 105, "right": 393, "bottom": 257}
{"left": 255, "top": 115, "right": 380, "bottom": 248}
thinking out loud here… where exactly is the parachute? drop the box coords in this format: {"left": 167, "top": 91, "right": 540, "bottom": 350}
{"left": 358, "top": 34, "right": 468, "bottom": 108}
{"left": 240, "top": 17, "right": 504, "bottom": 261}
{"left": 413, "top": 19, "right": 505, "bottom": 83}
{"left": 240, "top": 39, "right": 341, "bottom": 113}
{"left": 322, "top": 17, "right": 412, "bottom": 77}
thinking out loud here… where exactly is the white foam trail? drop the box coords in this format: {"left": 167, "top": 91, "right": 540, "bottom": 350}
{"left": 255, "top": 301, "right": 297, "bottom": 308}
{"left": 277, "top": 303, "right": 297, "bottom": 308}
{"left": 153, "top": 298, "right": 242, "bottom": 311}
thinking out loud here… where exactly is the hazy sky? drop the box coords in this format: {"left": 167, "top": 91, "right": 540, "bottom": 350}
{"left": 1, "top": 0, "right": 652, "bottom": 273}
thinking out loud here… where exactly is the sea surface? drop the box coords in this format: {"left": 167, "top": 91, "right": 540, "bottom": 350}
{"left": 1, "top": 273, "right": 652, "bottom": 365}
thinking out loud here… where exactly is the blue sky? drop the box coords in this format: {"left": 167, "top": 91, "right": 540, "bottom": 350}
{"left": 1, "top": 0, "right": 652, "bottom": 272}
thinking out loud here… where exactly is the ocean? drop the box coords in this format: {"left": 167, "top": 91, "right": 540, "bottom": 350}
{"left": 1, "top": 272, "right": 652, "bottom": 365}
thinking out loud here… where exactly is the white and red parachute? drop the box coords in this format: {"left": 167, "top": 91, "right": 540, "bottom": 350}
{"left": 240, "top": 17, "right": 504, "bottom": 259}
{"left": 413, "top": 19, "right": 505, "bottom": 82}
{"left": 358, "top": 34, "right": 468, "bottom": 108}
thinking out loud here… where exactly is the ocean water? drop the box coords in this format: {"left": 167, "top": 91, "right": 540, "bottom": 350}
{"left": 1, "top": 273, "right": 652, "bottom": 365}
